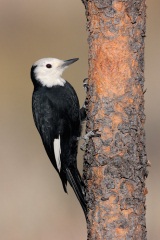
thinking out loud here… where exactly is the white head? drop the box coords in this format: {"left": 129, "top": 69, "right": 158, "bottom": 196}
{"left": 31, "top": 57, "right": 79, "bottom": 87}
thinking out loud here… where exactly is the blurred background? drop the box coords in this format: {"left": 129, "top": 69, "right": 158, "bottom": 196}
{"left": 0, "top": 0, "right": 159, "bottom": 239}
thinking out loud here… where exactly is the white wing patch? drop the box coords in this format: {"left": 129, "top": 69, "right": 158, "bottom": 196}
{"left": 54, "top": 135, "right": 61, "bottom": 172}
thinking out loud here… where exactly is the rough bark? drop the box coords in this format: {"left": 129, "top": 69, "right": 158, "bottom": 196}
{"left": 82, "top": 1, "right": 148, "bottom": 239}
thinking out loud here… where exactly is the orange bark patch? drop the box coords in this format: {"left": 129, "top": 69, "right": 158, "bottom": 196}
{"left": 122, "top": 209, "right": 133, "bottom": 217}
{"left": 143, "top": 187, "right": 148, "bottom": 195}
{"left": 113, "top": 2, "right": 125, "bottom": 12}
{"left": 116, "top": 228, "right": 128, "bottom": 236}
{"left": 102, "top": 145, "right": 111, "bottom": 153}
{"left": 108, "top": 215, "right": 119, "bottom": 223}
{"left": 126, "top": 181, "right": 135, "bottom": 194}
{"left": 111, "top": 114, "right": 122, "bottom": 130}
{"left": 114, "top": 102, "right": 124, "bottom": 113}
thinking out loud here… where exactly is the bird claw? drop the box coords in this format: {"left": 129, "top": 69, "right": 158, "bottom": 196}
{"left": 82, "top": 129, "right": 101, "bottom": 141}
{"left": 83, "top": 78, "right": 89, "bottom": 93}
{"left": 82, "top": 78, "right": 89, "bottom": 109}
{"left": 79, "top": 129, "right": 101, "bottom": 151}
{"left": 80, "top": 143, "right": 87, "bottom": 151}
{"left": 80, "top": 78, "right": 89, "bottom": 121}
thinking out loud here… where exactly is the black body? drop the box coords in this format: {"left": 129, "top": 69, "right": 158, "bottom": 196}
{"left": 31, "top": 67, "right": 86, "bottom": 214}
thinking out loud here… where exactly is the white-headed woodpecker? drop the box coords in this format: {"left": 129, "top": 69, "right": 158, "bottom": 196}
{"left": 30, "top": 57, "right": 87, "bottom": 215}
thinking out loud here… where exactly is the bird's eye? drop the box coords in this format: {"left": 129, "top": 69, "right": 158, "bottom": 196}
{"left": 46, "top": 64, "right": 52, "bottom": 68}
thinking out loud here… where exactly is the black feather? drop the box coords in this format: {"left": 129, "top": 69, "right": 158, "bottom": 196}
{"left": 66, "top": 168, "right": 87, "bottom": 215}
{"left": 31, "top": 75, "right": 87, "bottom": 215}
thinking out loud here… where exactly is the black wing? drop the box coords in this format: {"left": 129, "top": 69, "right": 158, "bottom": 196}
{"left": 32, "top": 91, "right": 60, "bottom": 173}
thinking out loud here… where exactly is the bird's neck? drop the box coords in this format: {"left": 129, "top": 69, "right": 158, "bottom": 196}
{"left": 38, "top": 76, "right": 66, "bottom": 88}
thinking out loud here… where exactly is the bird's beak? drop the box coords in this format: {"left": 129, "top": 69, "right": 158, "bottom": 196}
{"left": 63, "top": 58, "right": 79, "bottom": 67}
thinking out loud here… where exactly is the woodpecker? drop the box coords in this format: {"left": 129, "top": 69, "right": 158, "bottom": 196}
{"left": 30, "top": 57, "right": 87, "bottom": 215}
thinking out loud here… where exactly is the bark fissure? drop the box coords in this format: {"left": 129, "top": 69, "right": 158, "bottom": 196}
{"left": 82, "top": 0, "right": 148, "bottom": 239}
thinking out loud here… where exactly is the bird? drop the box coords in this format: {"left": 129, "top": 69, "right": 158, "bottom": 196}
{"left": 30, "top": 57, "right": 87, "bottom": 215}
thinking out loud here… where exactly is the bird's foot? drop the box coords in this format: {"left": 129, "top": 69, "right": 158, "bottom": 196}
{"left": 79, "top": 129, "right": 101, "bottom": 151}
{"left": 82, "top": 78, "right": 89, "bottom": 109}
{"left": 82, "top": 129, "right": 101, "bottom": 141}
{"left": 83, "top": 78, "right": 89, "bottom": 93}
{"left": 80, "top": 78, "right": 89, "bottom": 121}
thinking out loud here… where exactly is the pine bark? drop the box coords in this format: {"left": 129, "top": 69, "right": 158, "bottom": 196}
{"left": 82, "top": 1, "right": 148, "bottom": 239}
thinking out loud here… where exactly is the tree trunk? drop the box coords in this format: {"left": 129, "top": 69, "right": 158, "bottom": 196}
{"left": 82, "top": 1, "right": 148, "bottom": 239}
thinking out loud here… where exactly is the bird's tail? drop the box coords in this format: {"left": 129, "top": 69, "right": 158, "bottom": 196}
{"left": 65, "top": 168, "right": 87, "bottom": 216}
